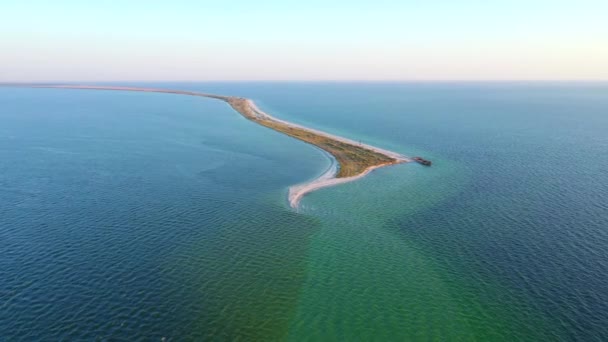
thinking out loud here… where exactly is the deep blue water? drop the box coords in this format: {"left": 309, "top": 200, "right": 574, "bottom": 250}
{"left": 1, "top": 83, "right": 607, "bottom": 340}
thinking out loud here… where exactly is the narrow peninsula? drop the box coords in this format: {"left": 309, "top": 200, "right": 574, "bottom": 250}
{"left": 12, "top": 85, "right": 411, "bottom": 207}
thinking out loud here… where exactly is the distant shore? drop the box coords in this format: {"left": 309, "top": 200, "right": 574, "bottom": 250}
{"left": 5, "top": 84, "right": 410, "bottom": 207}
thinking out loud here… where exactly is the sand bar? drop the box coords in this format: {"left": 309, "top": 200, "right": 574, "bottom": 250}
{"left": 4, "top": 84, "right": 410, "bottom": 208}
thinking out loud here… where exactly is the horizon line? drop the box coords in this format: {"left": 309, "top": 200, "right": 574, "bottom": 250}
{"left": 2, "top": 79, "right": 608, "bottom": 84}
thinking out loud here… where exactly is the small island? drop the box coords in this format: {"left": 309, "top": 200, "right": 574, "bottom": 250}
{"left": 14, "top": 85, "right": 412, "bottom": 207}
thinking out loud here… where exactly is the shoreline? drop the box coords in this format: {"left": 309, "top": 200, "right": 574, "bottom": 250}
{"left": 4, "top": 84, "right": 410, "bottom": 208}
{"left": 243, "top": 98, "right": 411, "bottom": 207}
{"left": 246, "top": 100, "right": 408, "bottom": 161}
{"left": 288, "top": 158, "right": 397, "bottom": 208}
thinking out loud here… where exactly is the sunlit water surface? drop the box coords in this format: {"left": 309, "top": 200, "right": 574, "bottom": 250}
{"left": 1, "top": 83, "right": 607, "bottom": 340}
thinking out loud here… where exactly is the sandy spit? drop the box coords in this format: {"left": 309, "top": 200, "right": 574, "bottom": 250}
{"left": 246, "top": 100, "right": 410, "bottom": 207}
{"left": 7, "top": 84, "right": 410, "bottom": 209}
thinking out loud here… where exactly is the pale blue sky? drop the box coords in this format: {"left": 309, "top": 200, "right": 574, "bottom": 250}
{"left": 1, "top": 0, "right": 607, "bottom": 81}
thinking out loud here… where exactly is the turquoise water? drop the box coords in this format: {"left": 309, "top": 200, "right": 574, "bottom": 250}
{"left": 1, "top": 83, "right": 607, "bottom": 340}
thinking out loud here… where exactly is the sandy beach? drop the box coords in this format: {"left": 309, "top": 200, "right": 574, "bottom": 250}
{"left": 9, "top": 84, "right": 410, "bottom": 208}
{"left": 287, "top": 157, "right": 400, "bottom": 208}
{"left": 245, "top": 100, "right": 411, "bottom": 207}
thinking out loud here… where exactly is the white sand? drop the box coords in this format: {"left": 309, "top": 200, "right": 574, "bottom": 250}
{"left": 246, "top": 100, "right": 410, "bottom": 208}
{"left": 287, "top": 158, "right": 401, "bottom": 208}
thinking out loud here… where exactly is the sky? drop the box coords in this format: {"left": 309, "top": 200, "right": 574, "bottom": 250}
{"left": 1, "top": 0, "right": 607, "bottom": 81}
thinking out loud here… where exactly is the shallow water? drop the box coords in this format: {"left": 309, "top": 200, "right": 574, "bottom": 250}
{"left": 1, "top": 83, "right": 607, "bottom": 340}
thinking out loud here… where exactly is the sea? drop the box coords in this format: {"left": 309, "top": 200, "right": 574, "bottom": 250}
{"left": 1, "top": 82, "right": 607, "bottom": 340}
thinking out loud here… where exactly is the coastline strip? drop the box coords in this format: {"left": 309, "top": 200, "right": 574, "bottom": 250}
{"left": 5, "top": 84, "right": 410, "bottom": 208}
